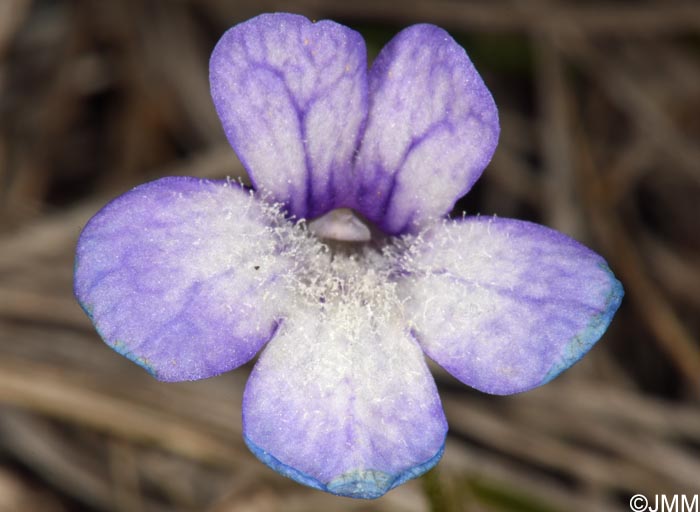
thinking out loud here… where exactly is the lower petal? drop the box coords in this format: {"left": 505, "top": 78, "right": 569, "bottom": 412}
{"left": 74, "top": 177, "right": 291, "bottom": 381}
{"left": 398, "top": 216, "right": 623, "bottom": 395}
{"left": 242, "top": 306, "right": 446, "bottom": 499}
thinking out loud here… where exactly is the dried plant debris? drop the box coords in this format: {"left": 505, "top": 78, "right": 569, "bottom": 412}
{"left": 1, "top": 0, "right": 698, "bottom": 511}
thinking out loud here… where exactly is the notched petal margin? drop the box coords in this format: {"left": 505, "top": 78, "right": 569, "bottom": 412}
{"left": 242, "top": 308, "right": 447, "bottom": 498}
{"left": 245, "top": 435, "right": 445, "bottom": 499}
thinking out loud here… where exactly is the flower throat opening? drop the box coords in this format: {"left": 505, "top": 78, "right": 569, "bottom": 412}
{"left": 308, "top": 208, "right": 372, "bottom": 243}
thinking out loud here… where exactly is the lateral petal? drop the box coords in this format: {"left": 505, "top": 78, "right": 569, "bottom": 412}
{"left": 74, "top": 177, "right": 290, "bottom": 381}
{"left": 399, "top": 217, "right": 623, "bottom": 395}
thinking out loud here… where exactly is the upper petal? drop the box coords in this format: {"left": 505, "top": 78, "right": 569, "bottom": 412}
{"left": 74, "top": 177, "right": 291, "bottom": 381}
{"left": 398, "top": 217, "right": 623, "bottom": 395}
{"left": 242, "top": 306, "right": 447, "bottom": 499}
{"left": 353, "top": 24, "right": 499, "bottom": 234}
{"left": 210, "top": 13, "right": 368, "bottom": 219}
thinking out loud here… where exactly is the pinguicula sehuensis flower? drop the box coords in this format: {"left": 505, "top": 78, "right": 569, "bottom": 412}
{"left": 74, "top": 13, "right": 623, "bottom": 499}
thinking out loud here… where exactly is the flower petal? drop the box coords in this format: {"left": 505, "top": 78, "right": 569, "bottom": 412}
{"left": 74, "top": 177, "right": 290, "bottom": 381}
{"left": 242, "top": 307, "right": 447, "bottom": 499}
{"left": 399, "top": 217, "right": 623, "bottom": 395}
{"left": 210, "top": 13, "right": 368, "bottom": 219}
{"left": 353, "top": 24, "right": 499, "bottom": 234}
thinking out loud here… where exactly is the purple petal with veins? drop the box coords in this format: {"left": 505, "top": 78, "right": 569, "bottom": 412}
{"left": 397, "top": 216, "right": 623, "bottom": 395}
{"left": 353, "top": 24, "right": 499, "bottom": 234}
{"left": 210, "top": 13, "right": 368, "bottom": 219}
{"left": 243, "top": 303, "right": 446, "bottom": 499}
{"left": 74, "top": 177, "right": 292, "bottom": 381}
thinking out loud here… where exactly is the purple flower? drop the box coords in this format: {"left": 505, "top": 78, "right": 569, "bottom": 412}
{"left": 74, "top": 13, "right": 623, "bottom": 499}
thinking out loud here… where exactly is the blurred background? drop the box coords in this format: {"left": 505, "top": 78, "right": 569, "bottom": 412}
{"left": 1, "top": 0, "right": 699, "bottom": 511}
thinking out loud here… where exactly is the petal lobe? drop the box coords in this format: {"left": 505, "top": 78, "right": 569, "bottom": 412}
{"left": 353, "top": 24, "right": 499, "bottom": 233}
{"left": 210, "top": 13, "right": 368, "bottom": 219}
{"left": 399, "top": 217, "right": 623, "bottom": 395}
{"left": 74, "top": 177, "right": 290, "bottom": 381}
{"left": 242, "top": 305, "right": 446, "bottom": 498}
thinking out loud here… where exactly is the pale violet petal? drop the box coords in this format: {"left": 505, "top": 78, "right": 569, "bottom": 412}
{"left": 398, "top": 217, "right": 623, "bottom": 395}
{"left": 243, "top": 306, "right": 447, "bottom": 498}
{"left": 353, "top": 24, "right": 499, "bottom": 234}
{"left": 210, "top": 13, "right": 368, "bottom": 219}
{"left": 74, "top": 177, "right": 291, "bottom": 381}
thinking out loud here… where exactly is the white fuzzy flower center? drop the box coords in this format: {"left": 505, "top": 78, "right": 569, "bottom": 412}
{"left": 259, "top": 201, "right": 414, "bottom": 329}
